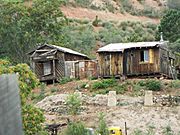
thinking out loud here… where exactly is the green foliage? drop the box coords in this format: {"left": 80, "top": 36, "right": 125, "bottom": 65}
{"left": 74, "top": 0, "right": 92, "bottom": 8}
{"left": 98, "top": 21, "right": 157, "bottom": 44}
{"left": 114, "top": 84, "right": 128, "bottom": 94}
{"left": 146, "top": 79, "right": 162, "bottom": 91}
{"left": 169, "top": 80, "right": 180, "bottom": 88}
{"left": 91, "top": 78, "right": 117, "bottom": 90}
{"left": 92, "top": 15, "right": 100, "bottom": 26}
{"left": 62, "top": 25, "right": 96, "bottom": 58}
{"left": 158, "top": 10, "right": 180, "bottom": 44}
{"left": 40, "top": 83, "right": 46, "bottom": 92}
{"left": 22, "top": 104, "right": 45, "bottom": 135}
{"left": 64, "top": 122, "right": 90, "bottom": 135}
{"left": 96, "top": 113, "right": 109, "bottom": 135}
{"left": 66, "top": 93, "right": 82, "bottom": 115}
{"left": 168, "top": 0, "right": 180, "bottom": 10}
{"left": 50, "top": 87, "right": 59, "bottom": 93}
{"left": 0, "top": 59, "right": 45, "bottom": 135}
{"left": 132, "top": 84, "right": 145, "bottom": 96}
{"left": 59, "top": 77, "right": 73, "bottom": 84}
{"left": 163, "top": 125, "right": 174, "bottom": 135}
{"left": 0, "top": 0, "right": 66, "bottom": 63}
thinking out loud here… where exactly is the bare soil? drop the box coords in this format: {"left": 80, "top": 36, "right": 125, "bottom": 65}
{"left": 61, "top": 6, "right": 160, "bottom": 24}
{"left": 35, "top": 79, "right": 180, "bottom": 135}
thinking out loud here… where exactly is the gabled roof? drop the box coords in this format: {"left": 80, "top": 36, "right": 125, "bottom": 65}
{"left": 97, "top": 41, "right": 168, "bottom": 52}
{"left": 28, "top": 44, "right": 88, "bottom": 58}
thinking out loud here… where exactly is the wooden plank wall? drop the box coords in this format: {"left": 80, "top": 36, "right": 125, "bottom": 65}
{"left": 125, "top": 47, "right": 160, "bottom": 75}
{"left": 159, "top": 47, "right": 170, "bottom": 77}
{"left": 64, "top": 53, "right": 88, "bottom": 61}
{"left": 98, "top": 52, "right": 123, "bottom": 77}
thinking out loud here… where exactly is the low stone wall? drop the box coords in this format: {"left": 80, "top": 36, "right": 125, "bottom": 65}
{"left": 154, "top": 95, "right": 180, "bottom": 106}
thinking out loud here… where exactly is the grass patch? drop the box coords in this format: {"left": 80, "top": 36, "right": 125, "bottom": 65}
{"left": 169, "top": 80, "right": 180, "bottom": 89}
{"left": 91, "top": 78, "right": 117, "bottom": 90}
{"left": 59, "top": 77, "right": 74, "bottom": 85}
{"left": 146, "top": 79, "right": 162, "bottom": 91}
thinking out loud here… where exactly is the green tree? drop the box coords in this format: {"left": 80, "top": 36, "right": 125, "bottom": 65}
{"left": 0, "top": 0, "right": 67, "bottom": 63}
{"left": 158, "top": 9, "right": 180, "bottom": 44}
{"left": 0, "top": 59, "right": 45, "bottom": 135}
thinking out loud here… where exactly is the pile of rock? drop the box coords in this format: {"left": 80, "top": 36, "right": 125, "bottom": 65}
{"left": 154, "top": 95, "right": 180, "bottom": 106}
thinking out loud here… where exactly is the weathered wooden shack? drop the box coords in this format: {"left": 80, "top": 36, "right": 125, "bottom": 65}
{"left": 97, "top": 41, "right": 177, "bottom": 79}
{"left": 28, "top": 44, "right": 89, "bottom": 82}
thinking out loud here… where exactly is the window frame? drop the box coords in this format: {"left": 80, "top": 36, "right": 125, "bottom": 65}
{"left": 43, "top": 61, "right": 51, "bottom": 76}
{"left": 140, "top": 49, "right": 149, "bottom": 63}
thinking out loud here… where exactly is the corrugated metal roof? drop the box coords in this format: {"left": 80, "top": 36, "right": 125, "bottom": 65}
{"left": 97, "top": 41, "right": 166, "bottom": 52}
{"left": 50, "top": 45, "right": 88, "bottom": 57}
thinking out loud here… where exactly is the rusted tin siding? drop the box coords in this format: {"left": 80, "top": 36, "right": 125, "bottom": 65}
{"left": 75, "top": 60, "right": 98, "bottom": 79}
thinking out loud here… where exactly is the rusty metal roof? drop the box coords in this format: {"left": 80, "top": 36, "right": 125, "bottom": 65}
{"left": 97, "top": 41, "right": 167, "bottom": 52}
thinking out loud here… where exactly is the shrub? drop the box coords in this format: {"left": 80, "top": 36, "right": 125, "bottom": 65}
{"left": 96, "top": 113, "right": 109, "bottom": 135}
{"left": 64, "top": 122, "right": 89, "bottom": 135}
{"left": 163, "top": 125, "right": 174, "bottom": 135}
{"left": 0, "top": 60, "right": 45, "bottom": 135}
{"left": 91, "top": 81, "right": 108, "bottom": 90}
{"left": 74, "top": 0, "right": 92, "bottom": 8}
{"left": 40, "top": 83, "right": 46, "bottom": 92}
{"left": 91, "top": 78, "right": 117, "bottom": 90}
{"left": 65, "top": 93, "right": 81, "bottom": 115}
{"left": 114, "top": 84, "right": 127, "bottom": 94}
{"left": 132, "top": 84, "right": 145, "bottom": 96}
{"left": 95, "top": 89, "right": 110, "bottom": 95}
{"left": 137, "top": 80, "right": 147, "bottom": 86}
{"left": 50, "top": 87, "right": 59, "bottom": 93}
{"left": 146, "top": 79, "right": 162, "bottom": 91}
{"left": 169, "top": 80, "right": 180, "bottom": 88}
{"left": 59, "top": 77, "right": 73, "bottom": 84}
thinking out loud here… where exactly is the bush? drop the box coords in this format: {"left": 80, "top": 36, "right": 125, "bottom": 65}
{"left": 50, "top": 87, "right": 59, "bottom": 93}
{"left": 132, "top": 84, "right": 145, "bottom": 96}
{"left": 96, "top": 113, "right": 109, "bottom": 135}
{"left": 114, "top": 84, "right": 127, "bottom": 94}
{"left": 64, "top": 122, "right": 89, "bottom": 135}
{"left": 169, "top": 80, "right": 180, "bottom": 88}
{"left": 66, "top": 93, "right": 81, "bottom": 115}
{"left": 146, "top": 79, "right": 162, "bottom": 91}
{"left": 91, "top": 78, "right": 117, "bottom": 90}
{"left": 0, "top": 60, "right": 45, "bottom": 135}
{"left": 59, "top": 77, "right": 73, "bottom": 84}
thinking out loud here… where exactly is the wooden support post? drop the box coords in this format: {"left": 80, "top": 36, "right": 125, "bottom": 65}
{"left": 53, "top": 59, "right": 56, "bottom": 84}
{"left": 125, "top": 122, "right": 127, "bottom": 135}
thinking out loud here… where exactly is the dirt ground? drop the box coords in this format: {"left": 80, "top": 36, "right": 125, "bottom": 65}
{"left": 61, "top": 6, "right": 160, "bottom": 24}
{"left": 35, "top": 79, "right": 180, "bottom": 135}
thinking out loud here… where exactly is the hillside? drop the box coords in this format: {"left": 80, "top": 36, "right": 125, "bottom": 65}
{"left": 59, "top": 0, "right": 167, "bottom": 58}
{"left": 61, "top": 0, "right": 167, "bottom": 23}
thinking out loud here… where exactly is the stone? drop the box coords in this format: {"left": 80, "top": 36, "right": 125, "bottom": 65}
{"left": 108, "top": 91, "right": 117, "bottom": 107}
{"left": 144, "top": 91, "right": 153, "bottom": 106}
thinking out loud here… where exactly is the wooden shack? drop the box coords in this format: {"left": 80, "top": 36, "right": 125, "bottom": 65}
{"left": 97, "top": 41, "right": 177, "bottom": 79}
{"left": 28, "top": 44, "right": 89, "bottom": 82}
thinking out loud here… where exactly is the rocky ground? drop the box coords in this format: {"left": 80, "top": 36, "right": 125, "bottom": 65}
{"left": 36, "top": 91, "right": 180, "bottom": 135}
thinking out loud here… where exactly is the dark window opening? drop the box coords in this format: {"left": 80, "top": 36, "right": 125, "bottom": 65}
{"left": 140, "top": 50, "right": 149, "bottom": 62}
